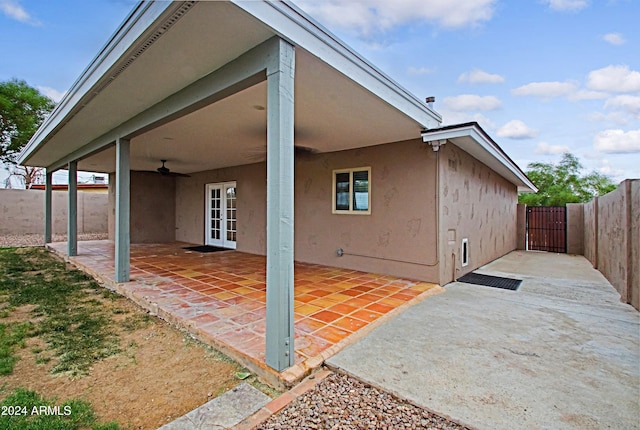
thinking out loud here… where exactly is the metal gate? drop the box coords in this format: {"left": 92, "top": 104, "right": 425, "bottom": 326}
{"left": 526, "top": 206, "right": 567, "bottom": 253}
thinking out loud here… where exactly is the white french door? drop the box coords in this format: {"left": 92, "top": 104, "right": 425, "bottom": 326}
{"left": 205, "top": 181, "right": 237, "bottom": 249}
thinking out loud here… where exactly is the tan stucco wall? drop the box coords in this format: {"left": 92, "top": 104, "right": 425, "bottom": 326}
{"left": 108, "top": 172, "right": 176, "bottom": 243}
{"left": 597, "top": 183, "right": 629, "bottom": 302}
{"left": 516, "top": 203, "right": 526, "bottom": 250}
{"left": 583, "top": 198, "right": 597, "bottom": 265}
{"left": 294, "top": 139, "right": 438, "bottom": 281}
{"left": 0, "top": 188, "right": 108, "bottom": 235}
{"left": 174, "top": 139, "right": 439, "bottom": 281}
{"left": 631, "top": 180, "right": 639, "bottom": 310}
{"left": 438, "top": 143, "right": 518, "bottom": 284}
{"left": 175, "top": 163, "right": 267, "bottom": 253}
{"left": 582, "top": 180, "right": 639, "bottom": 310}
{"left": 566, "top": 203, "right": 584, "bottom": 255}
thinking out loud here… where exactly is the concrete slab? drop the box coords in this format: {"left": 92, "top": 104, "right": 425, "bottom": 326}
{"left": 327, "top": 251, "right": 640, "bottom": 430}
{"left": 158, "top": 383, "right": 270, "bottom": 430}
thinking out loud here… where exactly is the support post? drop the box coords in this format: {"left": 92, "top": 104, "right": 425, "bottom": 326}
{"left": 67, "top": 161, "right": 77, "bottom": 256}
{"left": 115, "top": 138, "right": 131, "bottom": 283}
{"left": 265, "top": 39, "right": 295, "bottom": 371}
{"left": 44, "top": 169, "right": 53, "bottom": 244}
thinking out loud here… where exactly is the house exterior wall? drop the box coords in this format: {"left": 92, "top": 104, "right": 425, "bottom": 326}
{"left": 175, "top": 163, "right": 267, "bottom": 253}
{"left": 109, "top": 171, "right": 176, "bottom": 243}
{"left": 174, "top": 139, "right": 439, "bottom": 282}
{"left": 294, "top": 139, "right": 438, "bottom": 281}
{"left": 438, "top": 142, "right": 518, "bottom": 285}
{"left": 0, "top": 188, "right": 108, "bottom": 235}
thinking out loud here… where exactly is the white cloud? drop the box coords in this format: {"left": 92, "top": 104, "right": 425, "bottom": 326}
{"left": 407, "top": 66, "right": 434, "bottom": 75}
{"left": 588, "top": 111, "right": 630, "bottom": 125}
{"left": 569, "top": 89, "right": 608, "bottom": 101}
{"left": 0, "top": 0, "right": 38, "bottom": 25}
{"left": 594, "top": 129, "right": 640, "bottom": 154}
{"left": 535, "top": 142, "right": 571, "bottom": 155}
{"left": 511, "top": 81, "right": 577, "bottom": 99}
{"left": 542, "top": 0, "right": 589, "bottom": 12}
{"left": 497, "top": 120, "right": 539, "bottom": 139}
{"left": 294, "top": 0, "right": 497, "bottom": 36}
{"left": 442, "top": 94, "right": 502, "bottom": 111}
{"left": 597, "top": 159, "right": 625, "bottom": 179}
{"left": 604, "top": 95, "right": 640, "bottom": 118}
{"left": 587, "top": 65, "right": 640, "bottom": 93}
{"left": 457, "top": 68, "right": 505, "bottom": 84}
{"left": 602, "top": 33, "right": 625, "bottom": 45}
{"left": 37, "top": 86, "right": 65, "bottom": 103}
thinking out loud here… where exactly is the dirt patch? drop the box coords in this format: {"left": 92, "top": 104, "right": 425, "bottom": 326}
{"left": 0, "top": 287, "right": 251, "bottom": 429}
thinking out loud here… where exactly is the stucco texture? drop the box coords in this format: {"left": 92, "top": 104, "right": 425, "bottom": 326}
{"left": 438, "top": 143, "right": 518, "bottom": 284}
{"left": 581, "top": 179, "right": 639, "bottom": 310}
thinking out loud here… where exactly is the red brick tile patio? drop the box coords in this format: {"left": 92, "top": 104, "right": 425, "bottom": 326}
{"left": 48, "top": 241, "right": 443, "bottom": 388}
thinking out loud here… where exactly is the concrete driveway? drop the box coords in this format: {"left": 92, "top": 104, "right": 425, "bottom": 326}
{"left": 327, "top": 251, "right": 640, "bottom": 430}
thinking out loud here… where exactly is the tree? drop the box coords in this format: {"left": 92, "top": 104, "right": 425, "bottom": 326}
{"left": 1, "top": 79, "right": 55, "bottom": 188}
{"left": 519, "top": 153, "right": 617, "bottom": 206}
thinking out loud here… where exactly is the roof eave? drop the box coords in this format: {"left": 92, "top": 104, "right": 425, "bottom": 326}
{"left": 18, "top": 1, "right": 176, "bottom": 167}
{"left": 422, "top": 122, "right": 538, "bottom": 193}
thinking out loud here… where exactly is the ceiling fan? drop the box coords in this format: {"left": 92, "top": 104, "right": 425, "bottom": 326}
{"left": 153, "top": 160, "right": 190, "bottom": 177}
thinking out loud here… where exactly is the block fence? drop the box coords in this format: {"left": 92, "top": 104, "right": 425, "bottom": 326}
{"left": 0, "top": 188, "right": 108, "bottom": 235}
{"left": 566, "top": 179, "right": 639, "bottom": 311}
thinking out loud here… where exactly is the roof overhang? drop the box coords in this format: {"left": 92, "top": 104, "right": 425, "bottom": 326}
{"left": 422, "top": 122, "right": 538, "bottom": 193}
{"left": 18, "top": 0, "right": 441, "bottom": 174}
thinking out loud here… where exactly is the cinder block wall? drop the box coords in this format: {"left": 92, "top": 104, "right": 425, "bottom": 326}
{"left": 580, "top": 179, "right": 638, "bottom": 310}
{"left": 0, "top": 188, "right": 108, "bottom": 235}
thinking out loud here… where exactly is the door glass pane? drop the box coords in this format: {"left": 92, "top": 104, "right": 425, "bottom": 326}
{"left": 335, "top": 172, "right": 350, "bottom": 211}
{"left": 352, "top": 170, "right": 369, "bottom": 211}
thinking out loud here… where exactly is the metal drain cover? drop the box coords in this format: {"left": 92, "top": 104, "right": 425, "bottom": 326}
{"left": 457, "top": 272, "right": 522, "bottom": 291}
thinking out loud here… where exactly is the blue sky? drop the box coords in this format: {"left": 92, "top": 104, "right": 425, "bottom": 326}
{"left": 1, "top": 0, "right": 639, "bottom": 186}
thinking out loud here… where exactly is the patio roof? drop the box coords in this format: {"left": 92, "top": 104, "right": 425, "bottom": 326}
{"left": 18, "top": 0, "right": 441, "bottom": 174}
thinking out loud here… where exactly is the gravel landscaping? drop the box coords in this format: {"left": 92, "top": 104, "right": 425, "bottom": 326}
{"left": 257, "top": 372, "right": 469, "bottom": 430}
{"left": 0, "top": 232, "right": 107, "bottom": 247}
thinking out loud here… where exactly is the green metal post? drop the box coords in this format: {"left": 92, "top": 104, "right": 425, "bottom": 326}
{"left": 115, "top": 138, "right": 130, "bottom": 283}
{"left": 67, "top": 161, "right": 77, "bottom": 256}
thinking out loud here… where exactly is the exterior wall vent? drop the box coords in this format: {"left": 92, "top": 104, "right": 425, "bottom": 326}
{"left": 461, "top": 238, "right": 469, "bottom": 267}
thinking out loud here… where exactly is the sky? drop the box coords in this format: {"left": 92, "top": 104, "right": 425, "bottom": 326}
{"left": 1, "top": 0, "right": 639, "bottom": 187}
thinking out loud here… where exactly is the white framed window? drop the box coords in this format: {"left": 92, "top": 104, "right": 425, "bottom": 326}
{"left": 332, "top": 167, "right": 371, "bottom": 215}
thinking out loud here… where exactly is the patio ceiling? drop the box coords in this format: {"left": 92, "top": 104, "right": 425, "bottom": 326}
{"left": 20, "top": 1, "right": 439, "bottom": 175}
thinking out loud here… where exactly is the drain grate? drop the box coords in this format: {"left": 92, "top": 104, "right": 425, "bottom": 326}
{"left": 457, "top": 272, "right": 522, "bottom": 291}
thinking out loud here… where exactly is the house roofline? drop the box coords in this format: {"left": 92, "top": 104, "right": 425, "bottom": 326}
{"left": 19, "top": 0, "right": 442, "bottom": 167}
{"left": 422, "top": 122, "right": 538, "bottom": 193}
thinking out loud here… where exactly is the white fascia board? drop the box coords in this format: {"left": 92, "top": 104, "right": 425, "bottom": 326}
{"left": 232, "top": 0, "right": 442, "bottom": 130}
{"left": 422, "top": 124, "right": 538, "bottom": 193}
{"left": 18, "top": 1, "right": 174, "bottom": 166}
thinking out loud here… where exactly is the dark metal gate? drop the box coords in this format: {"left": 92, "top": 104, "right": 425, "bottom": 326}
{"left": 526, "top": 206, "right": 567, "bottom": 253}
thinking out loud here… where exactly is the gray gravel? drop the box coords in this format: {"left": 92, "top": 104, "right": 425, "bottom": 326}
{"left": 257, "top": 372, "right": 469, "bottom": 430}
{"left": 0, "top": 233, "right": 108, "bottom": 247}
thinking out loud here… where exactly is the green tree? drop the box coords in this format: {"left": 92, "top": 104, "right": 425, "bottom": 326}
{"left": 0, "top": 79, "right": 55, "bottom": 188}
{"left": 519, "top": 153, "right": 617, "bottom": 206}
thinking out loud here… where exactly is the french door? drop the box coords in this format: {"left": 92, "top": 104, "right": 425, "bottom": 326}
{"left": 205, "top": 181, "right": 237, "bottom": 249}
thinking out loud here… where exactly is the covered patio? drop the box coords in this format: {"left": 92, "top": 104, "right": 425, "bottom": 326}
{"left": 48, "top": 241, "right": 442, "bottom": 388}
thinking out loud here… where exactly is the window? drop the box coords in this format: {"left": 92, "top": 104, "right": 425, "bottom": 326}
{"left": 332, "top": 167, "right": 371, "bottom": 214}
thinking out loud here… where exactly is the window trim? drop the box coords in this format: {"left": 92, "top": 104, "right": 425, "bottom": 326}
{"left": 332, "top": 166, "right": 371, "bottom": 215}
